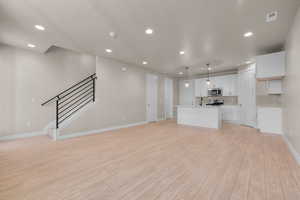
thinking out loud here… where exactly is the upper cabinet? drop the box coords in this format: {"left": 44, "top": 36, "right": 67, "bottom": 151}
{"left": 256, "top": 51, "right": 285, "bottom": 80}
{"left": 194, "top": 74, "right": 238, "bottom": 97}
{"left": 216, "top": 74, "right": 238, "bottom": 96}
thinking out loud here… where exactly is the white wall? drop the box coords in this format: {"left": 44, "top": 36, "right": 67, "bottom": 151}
{"left": 60, "top": 57, "right": 169, "bottom": 135}
{"left": 0, "top": 45, "right": 15, "bottom": 135}
{"left": 0, "top": 43, "right": 175, "bottom": 138}
{"left": 0, "top": 44, "right": 96, "bottom": 137}
{"left": 179, "top": 79, "right": 195, "bottom": 105}
{"left": 283, "top": 7, "right": 300, "bottom": 154}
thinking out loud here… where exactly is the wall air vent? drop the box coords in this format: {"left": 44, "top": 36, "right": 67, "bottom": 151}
{"left": 266, "top": 11, "right": 278, "bottom": 23}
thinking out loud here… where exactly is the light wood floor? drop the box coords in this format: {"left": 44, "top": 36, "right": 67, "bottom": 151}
{"left": 1, "top": 121, "right": 300, "bottom": 200}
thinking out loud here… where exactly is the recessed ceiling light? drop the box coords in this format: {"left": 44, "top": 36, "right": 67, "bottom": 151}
{"left": 245, "top": 61, "right": 252, "bottom": 64}
{"left": 27, "top": 43, "right": 36, "bottom": 48}
{"left": 121, "top": 67, "right": 127, "bottom": 72}
{"left": 179, "top": 51, "right": 185, "bottom": 55}
{"left": 109, "top": 32, "right": 117, "bottom": 38}
{"left": 178, "top": 72, "right": 184, "bottom": 75}
{"left": 105, "top": 49, "right": 112, "bottom": 53}
{"left": 145, "top": 28, "right": 153, "bottom": 35}
{"left": 208, "top": 67, "right": 212, "bottom": 71}
{"left": 185, "top": 82, "right": 190, "bottom": 88}
{"left": 34, "top": 25, "right": 45, "bottom": 31}
{"left": 142, "top": 61, "right": 148, "bottom": 65}
{"left": 244, "top": 32, "right": 253, "bottom": 37}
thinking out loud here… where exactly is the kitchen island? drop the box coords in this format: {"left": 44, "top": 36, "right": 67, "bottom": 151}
{"left": 177, "top": 105, "right": 222, "bottom": 129}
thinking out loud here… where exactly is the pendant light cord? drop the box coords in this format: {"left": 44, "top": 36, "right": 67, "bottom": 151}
{"left": 185, "top": 67, "right": 189, "bottom": 79}
{"left": 207, "top": 64, "right": 210, "bottom": 81}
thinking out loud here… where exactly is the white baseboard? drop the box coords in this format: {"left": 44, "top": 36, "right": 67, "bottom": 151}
{"left": 260, "top": 130, "right": 283, "bottom": 135}
{"left": 283, "top": 136, "right": 300, "bottom": 165}
{"left": 0, "top": 131, "right": 47, "bottom": 141}
{"left": 58, "top": 121, "right": 148, "bottom": 140}
{"left": 223, "top": 120, "right": 241, "bottom": 125}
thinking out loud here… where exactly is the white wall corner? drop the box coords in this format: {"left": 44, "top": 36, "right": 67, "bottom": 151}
{"left": 43, "top": 121, "right": 57, "bottom": 140}
{"left": 283, "top": 135, "right": 300, "bottom": 165}
{"left": 57, "top": 121, "right": 148, "bottom": 140}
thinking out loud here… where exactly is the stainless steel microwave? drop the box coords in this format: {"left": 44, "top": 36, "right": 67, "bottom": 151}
{"left": 208, "top": 88, "right": 222, "bottom": 96}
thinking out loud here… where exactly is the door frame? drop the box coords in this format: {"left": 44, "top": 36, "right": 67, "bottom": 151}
{"left": 146, "top": 74, "right": 158, "bottom": 122}
{"left": 238, "top": 64, "right": 257, "bottom": 128}
{"left": 164, "top": 78, "right": 173, "bottom": 119}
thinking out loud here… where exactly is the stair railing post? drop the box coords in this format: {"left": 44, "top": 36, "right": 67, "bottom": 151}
{"left": 92, "top": 78, "right": 95, "bottom": 102}
{"left": 56, "top": 98, "right": 59, "bottom": 129}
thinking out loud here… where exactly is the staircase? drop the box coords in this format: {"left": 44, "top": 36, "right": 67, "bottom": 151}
{"left": 41, "top": 73, "right": 97, "bottom": 132}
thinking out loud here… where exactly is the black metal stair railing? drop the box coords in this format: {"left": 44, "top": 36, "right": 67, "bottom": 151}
{"left": 41, "top": 73, "right": 97, "bottom": 129}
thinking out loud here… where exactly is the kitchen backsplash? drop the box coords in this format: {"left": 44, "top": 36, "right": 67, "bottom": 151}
{"left": 256, "top": 80, "right": 282, "bottom": 107}
{"left": 256, "top": 95, "right": 282, "bottom": 107}
{"left": 195, "top": 96, "right": 238, "bottom": 105}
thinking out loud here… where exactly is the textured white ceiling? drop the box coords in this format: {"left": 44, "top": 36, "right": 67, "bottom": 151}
{"left": 0, "top": 0, "right": 299, "bottom": 76}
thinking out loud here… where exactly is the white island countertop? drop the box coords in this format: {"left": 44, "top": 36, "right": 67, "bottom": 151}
{"left": 177, "top": 105, "right": 222, "bottom": 129}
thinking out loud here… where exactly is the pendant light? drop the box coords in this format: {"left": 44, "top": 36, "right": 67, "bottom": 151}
{"left": 206, "top": 63, "right": 211, "bottom": 85}
{"left": 184, "top": 67, "right": 190, "bottom": 88}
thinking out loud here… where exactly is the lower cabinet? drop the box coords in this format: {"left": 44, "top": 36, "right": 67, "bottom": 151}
{"left": 220, "top": 105, "right": 240, "bottom": 123}
{"left": 257, "top": 107, "right": 282, "bottom": 134}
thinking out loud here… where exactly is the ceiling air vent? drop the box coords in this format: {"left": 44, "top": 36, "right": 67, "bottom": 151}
{"left": 266, "top": 11, "right": 278, "bottom": 23}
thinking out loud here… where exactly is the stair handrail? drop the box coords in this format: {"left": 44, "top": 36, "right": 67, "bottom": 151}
{"left": 41, "top": 73, "right": 97, "bottom": 106}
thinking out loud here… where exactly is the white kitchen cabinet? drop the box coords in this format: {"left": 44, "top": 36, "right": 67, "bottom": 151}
{"left": 267, "top": 80, "right": 283, "bottom": 94}
{"left": 231, "top": 75, "right": 238, "bottom": 96}
{"left": 221, "top": 105, "right": 240, "bottom": 123}
{"left": 257, "top": 107, "right": 282, "bottom": 134}
{"left": 223, "top": 75, "right": 237, "bottom": 96}
{"left": 177, "top": 105, "right": 222, "bottom": 129}
{"left": 256, "top": 51, "right": 285, "bottom": 80}
{"left": 210, "top": 75, "right": 237, "bottom": 96}
{"left": 194, "top": 74, "right": 238, "bottom": 97}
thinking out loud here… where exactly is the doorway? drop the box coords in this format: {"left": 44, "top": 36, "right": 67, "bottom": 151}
{"left": 146, "top": 74, "right": 158, "bottom": 122}
{"left": 238, "top": 64, "right": 257, "bottom": 127}
{"left": 164, "top": 78, "right": 173, "bottom": 119}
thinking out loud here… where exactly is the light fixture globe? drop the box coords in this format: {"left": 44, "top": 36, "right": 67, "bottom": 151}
{"left": 206, "top": 79, "right": 211, "bottom": 85}
{"left": 206, "top": 63, "right": 211, "bottom": 85}
{"left": 35, "top": 25, "right": 45, "bottom": 31}
{"left": 244, "top": 32, "right": 253, "bottom": 37}
{"left": 145, "top": 28, "right": 153, "bottom": 35}
{"left": 184, "top": 67, "right": 190, "bottom": 88}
